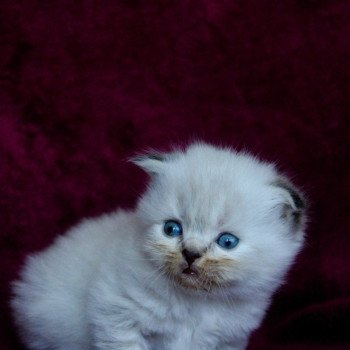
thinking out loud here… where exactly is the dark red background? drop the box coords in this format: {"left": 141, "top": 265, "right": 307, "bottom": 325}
{"left": 1, "top": 1, "right": 349, "bottom": 349}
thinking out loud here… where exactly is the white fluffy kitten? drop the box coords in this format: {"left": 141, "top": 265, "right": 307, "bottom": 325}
{"left": 12, "top": 143, "right": 306, "bottom": 350}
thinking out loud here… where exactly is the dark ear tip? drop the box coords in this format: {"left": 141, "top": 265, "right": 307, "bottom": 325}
{"left": 130, "top": 152, "right": 165, "bottom": 164}
{"left": 273, "top": 178, "right": 307, "bottom": 211}
{"left": 288, "top": 186, "right": 305, "bottom": 210}
{"left": 129, "top": 150, "right": 168, "bottom": 175}
{"left": 147, "top": 154, "right": 165, "bottom": 162}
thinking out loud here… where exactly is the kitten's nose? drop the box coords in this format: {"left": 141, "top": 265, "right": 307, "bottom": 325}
{"left": 182, "top": 249, "right": 202, "bottom": 266}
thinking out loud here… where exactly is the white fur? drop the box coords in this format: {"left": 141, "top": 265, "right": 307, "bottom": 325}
{"left": 11, "top": 143, "right": 306, "bottom": 350}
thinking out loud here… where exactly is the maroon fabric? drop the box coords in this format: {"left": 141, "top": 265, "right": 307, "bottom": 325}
{"left": 1, "top": 1, "right": 349, "bottom": 349}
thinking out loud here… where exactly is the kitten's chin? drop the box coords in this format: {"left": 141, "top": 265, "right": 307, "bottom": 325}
{"left": 175, "top": 273, "right": 207, "bottom": 291}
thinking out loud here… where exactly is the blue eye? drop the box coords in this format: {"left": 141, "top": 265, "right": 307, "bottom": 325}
{"left": 164, "top": 220, "right": 183, "bottom": 237}
{"left": 216, "top": 233, "right": 239, "bottom": 249}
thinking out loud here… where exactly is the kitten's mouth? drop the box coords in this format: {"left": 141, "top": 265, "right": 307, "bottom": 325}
{"left": 182, "top": 266, "right": 199, "bottom": 277}
{"left": 178, "top": 266, "right": 212, "bottom": 292}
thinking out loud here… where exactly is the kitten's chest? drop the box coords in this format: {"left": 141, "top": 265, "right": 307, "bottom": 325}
{"left": 141, "top": 301, "right": 224, "bottom": 350}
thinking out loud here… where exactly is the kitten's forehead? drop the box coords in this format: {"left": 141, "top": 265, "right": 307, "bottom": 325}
{"left": 160, "top": 145, "right": 277, "bottom": 229}
{"left": 174, "top": 174, "right": 234, "bottom": 229}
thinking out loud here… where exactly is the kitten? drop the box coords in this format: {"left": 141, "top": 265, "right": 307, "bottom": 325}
{"left": 11, "top": 142, "right": 306, "bottom": 350}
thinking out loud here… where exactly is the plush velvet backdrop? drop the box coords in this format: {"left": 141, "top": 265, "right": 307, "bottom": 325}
{"left": 1, "top": 1, "right": 349, "bottom": 349}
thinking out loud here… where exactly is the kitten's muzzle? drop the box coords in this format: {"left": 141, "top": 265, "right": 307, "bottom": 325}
{"left": 182, "top": 248, "right": 202, "bottom": 277}
{"left": 181, "top": 249, "right": 202, "bottom": 276}
{"left": 182, "top": 249, "right": 202, "bottom": 277}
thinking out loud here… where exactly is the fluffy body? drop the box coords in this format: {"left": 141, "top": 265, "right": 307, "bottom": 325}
{"left": 12, "top": 143, "right": 306, "bottom": 350}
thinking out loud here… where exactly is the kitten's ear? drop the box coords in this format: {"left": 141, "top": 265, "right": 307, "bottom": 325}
{"left": 272, "top": 178, "right": 307, "bottom": 234}
{"left": 130, "top": 151, "right": 167, "bottom": 175}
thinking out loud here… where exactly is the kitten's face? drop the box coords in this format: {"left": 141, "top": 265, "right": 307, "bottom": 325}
{"left": 134, "top": 144, "right": 305, "bottom": 293}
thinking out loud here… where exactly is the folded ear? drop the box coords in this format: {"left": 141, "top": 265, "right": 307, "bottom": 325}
{"left": 272, "top": 178, "right": 307, "bottom": 233}
{"left": 130, "top": 152, "right": 167, "bottom": 175}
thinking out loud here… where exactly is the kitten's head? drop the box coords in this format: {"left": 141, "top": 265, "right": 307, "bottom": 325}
{"left": 132, "top": 143, "right": 306, "bottom": 295}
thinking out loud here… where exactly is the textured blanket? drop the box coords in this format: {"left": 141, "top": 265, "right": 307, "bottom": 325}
{"left": 0, "top": 1, "right": 349, "bottom": 349}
